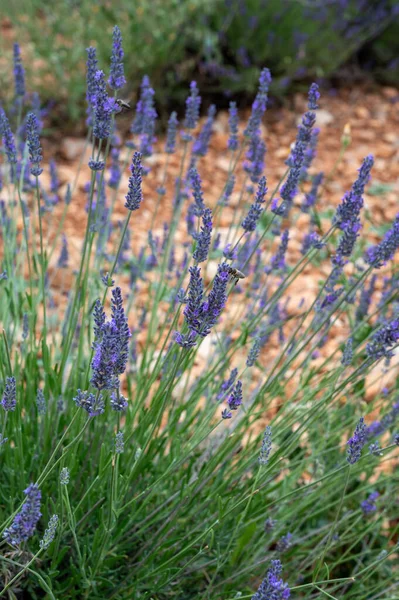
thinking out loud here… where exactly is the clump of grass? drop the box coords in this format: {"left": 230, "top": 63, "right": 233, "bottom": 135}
{"left": 0, "top": 26, "right": 398, "bottom": 600}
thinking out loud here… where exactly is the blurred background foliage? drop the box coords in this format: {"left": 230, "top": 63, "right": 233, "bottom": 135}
{"left": 1, "top": 0, "right": 398, "bottom": 124}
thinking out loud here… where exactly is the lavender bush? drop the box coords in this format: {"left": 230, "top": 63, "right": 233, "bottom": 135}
{"left": 0, "top": 28, "right": 398, "bottom": 600}
{"left": 3, "top": 0, "right": 399, "bottom": 119}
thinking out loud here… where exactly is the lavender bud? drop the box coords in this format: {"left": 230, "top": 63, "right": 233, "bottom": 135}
{"left": 347, "top": 417, "right": 367, "bottom": 464}
{"left": 40, "top": 514, "right": 59, "bottom": 549}
{"left": 108, "top": 25, "right": 126, "bottom": 91}
{"left": 165, "top": 111, "right": 178, "bottom": 154}
{"left": 125, "top": 152, "right": 143, "bottom": 211}
{"left": 26, "top": 113, "right": 43, "bottom": 176}
{"left": 73, "top": 389, "right": 105, "bottom": 417}
{"left": 184, "top": 81, "right": 201, "bottom": 130}
{"left": 60, "top": 468, "right": 70, "bottom": 485}
{"left": 1, "top": 376, "right": 16, "bottom": 411}
{"left": 228, "top": 101, "right": 239, "bottom": 151}
{"left": 13, "top": 43, "right": 25, "bottom": 98}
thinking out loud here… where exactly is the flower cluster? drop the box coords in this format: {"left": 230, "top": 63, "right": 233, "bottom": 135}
{"left": 91, "top": 287, "right": 131, "bottom": 392}
{"left": 252, "top": 559, "right": 290, "bottom": 600}
{"left": 3, "top": 484, "right": 42, "bottom": 546}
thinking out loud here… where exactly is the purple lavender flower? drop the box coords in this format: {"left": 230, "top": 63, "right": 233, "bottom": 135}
{"left": 1, "top": 376, "right": 16, "bottom": 411}
{"left": 193, "top": 208, "right": 212, "bottom": 263}
{"left": 361, "top": 492, "right": 379, "bottom": 515}
{"left": 347, "top": 417, "right": 367, "bottom": 464}
{"left": 57, "top": 235, "right": 69, "bottom": 268}
{"left": 73, "top": 389, "right": 105, "bottom": 416}
{"left": 93, "top": 298, "right": 106, "bottom": 339}
{"left": 13, "top": 43, "right": 25, "bottom": 98}
{"left": 301, "top": 231, "right": 324, "bottom": 255}
{"left": 93, "top": 70, "right": 113, "bottom": 140}
{"left": 259, "top": 426, "right": 272, "bottom": 465}
{"left": 0, "top": 108, "right": 17, "bottom": 169}
{"left": 244, "top": 68, "right": 272, "bottom": 139}
{"left": 108, "top": 25, "right": 126, "bottom": 90}
{"left": 174, "top": 331, "right": 198, "bottom": 348}
{"left": 125, "top": 152, "right": 143, "bottom": 211}
{"left": 217, "top": 368, "right": 238, "bottom": 400}
{"left": 221, "top": 408, "right": 232, "bottom": 419}
{"left": 26, "top": 113, "right": 43, "bottom": 176}
{"left": 88, "top": 159, "right": 105, "bottom": 171}
{"left": 242, "top": 176, "right": 268, "bottom": 232}
{"left": 184, "top": 81, "right": 201, "bottom": 131}
{"left": 110, "top": 391, "right": 128, "bottom": 411}
{"left": 200, "top": 262, "right": 230, "bottom": 336}
{"left": 183, "top": 266, "right": 204, "bottom": 333}
{"left": 86, "top": 47, "right": 98, "bottom": 107}
{"left": 193, "top": 105, "right": 216, "bottom": 157}
{"left": 189, "top": 167, "right": 206, "bottom": 216}
{"left": 334, "top": 155, "right": 374, "bottom": 231}
{"left": 49, "top": 159, "right": 59, "bottom": 195}
{"left": 227, "top": 380, "right": 243, "bottom": 411}
{"left": 273, "top": 83, "right": 319, "bottom": 216}
{"left": 366, "top": 318, "right": 399, "bottom": 362}
{"left": 365, "top": 214, "right": 399, "bottom": 268}
{"left": 3, "top": 484, "right": 42, "bottom": 546}
{"left": 276, "top": 532, "right": 293, "bottom": 552}
{"left": 395, "top": 433, "right": 399, "bottom": 446}
{"left": 137, "top": 80, "right": 157, "bottom": 157}
{"left": 165, "top": 111, "right": 178, "bottom": 154}
{"left": 110, "top": 286, "right": 131, "bottom": 375}
{"left": 228, "top": 101, "right": 239, "bottom": 151}
{"left": 251, "top": 559, "right": 290, "bottom": 600}
{"left": 91, "top": 288, "right": 131, "bottom": 390}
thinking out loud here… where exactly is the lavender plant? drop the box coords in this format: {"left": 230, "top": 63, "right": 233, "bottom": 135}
{"left": 0, "top": 28, "right": 398, "bottom": 600}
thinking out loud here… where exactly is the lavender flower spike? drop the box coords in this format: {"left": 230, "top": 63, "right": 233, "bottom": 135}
{"left": 347, "top": 417, "right": 367, "bottom": 464}
{"left": 366, "top": 317, "right": 399, "bottom": 361}
{"left": 227, "top": 380, "right": 243, "bottom": 411}
{"left": 0, "top": 108, "right": 17, "bottom": 167}
{"left": 193, "top": 207, "right": 212, "bottom": 263}
{"left": 40, "top": 514, "right": 59, "bottom": 549}
{"left": 244, "top": 68, "right": 272, "bottom": 139}
{"left": 86, "top": 47, "right": 98, "bottom": 106}
{"left": 183, "top": 266, "right": 205, "bottom": 333}
{"left": 184, "top": 81, "right": 201, "bottom": 130}
{"left": 73, "top": 389, "right": 105, "bottom": 416}
{"left": 228, "top": 101, "right": 239, "bottom": 151}
{"left": 242, "top": 176, "right": 268, "bottom": 232}
{"left": 3, "top": 484, "right": 42, "bottom": 546}
{"left": 93, "top": 69, "right": 113, "bottom": 140}
{"left": 252, "top": 559, "right": 290, "bottom": 600}
{"left": 13, "top": 42, "right": 25, "bottom": 98}
{"left": 26, "top": 113, "right": 43, "bottom": 176}
{"left": 165, "top": 111, "right": 178, "bottom": 154}
{"left": 365, "top": 214, "right": 399, "bottom": 268}
{"left": 1, "top": 376, "right": 16, "bottom": 411}
{"left": 108, "top": 25, "right": 126, "bottom": 90}
{"left": 125, "top": 152, "right": 143, "bottom": 211}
